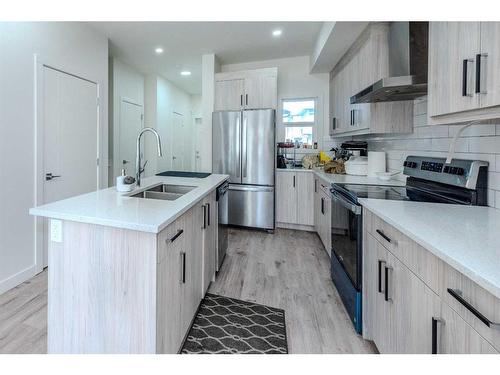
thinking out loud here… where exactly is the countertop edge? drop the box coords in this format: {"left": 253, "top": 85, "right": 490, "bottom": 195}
{"left": 359, "top": 198, "right": 500, "bottom": 299}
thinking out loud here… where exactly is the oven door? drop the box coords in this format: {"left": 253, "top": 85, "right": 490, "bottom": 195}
{"left": 330, "top": 188, "right": 363, "bottom": 290}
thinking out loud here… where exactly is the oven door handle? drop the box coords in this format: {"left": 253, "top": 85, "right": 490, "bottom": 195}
{"left": 331, "top": 190, "right": 362, "bottom": 215}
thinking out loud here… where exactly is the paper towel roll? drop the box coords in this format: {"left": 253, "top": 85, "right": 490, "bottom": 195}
{"left": 367, "top": 151, "right": 386, "bottom": 177}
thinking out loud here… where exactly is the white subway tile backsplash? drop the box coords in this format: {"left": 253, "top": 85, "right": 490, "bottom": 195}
{"left": 356, "top": 99, "right": 500, "bottom": 208}
{"left": 468, "top": 136, "right": 500, "bottom": 154}
{"left": 448, "top": 124, "right": 497, "bottom": 138}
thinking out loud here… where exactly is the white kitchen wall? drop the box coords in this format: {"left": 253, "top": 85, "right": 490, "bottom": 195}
{"left": 201, "top": 54, "right": 220, "bottom": 172}
{"left": 109, "top": 58, "right": 145, "bottom": 184}
{"left": 220, "top": 56, "right": 330, "bottom": 150}
{"left": 144, "top": 75, "right": 195, "bottom": 174}
{"left": 325, "top": 96, "right": 500, "bottom": 209}
{"left": 0, "top": 22, "right": 108, "bottom": 294}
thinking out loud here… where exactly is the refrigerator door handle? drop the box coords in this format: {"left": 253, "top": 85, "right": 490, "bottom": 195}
{"left": 228, "top": 184, "right": 274, "bottom": 193}
{"left": 242, "top": 114, "right": 248, "bottom": 178}
{"left": 235, "top": 114, "right": 241, "bottom": 178}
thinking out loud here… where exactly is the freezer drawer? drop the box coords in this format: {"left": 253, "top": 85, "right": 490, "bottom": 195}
{"left": 228, "top": 184, "right": 275, "bottom": 230}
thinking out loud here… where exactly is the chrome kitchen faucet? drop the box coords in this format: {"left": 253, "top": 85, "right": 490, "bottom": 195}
{"left": 136, "top": 127, "right": 163, "bottom": 187}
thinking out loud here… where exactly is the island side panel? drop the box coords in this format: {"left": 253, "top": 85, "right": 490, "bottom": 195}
{"left": 47, "top": 220, "right": 157, "bottom": 353}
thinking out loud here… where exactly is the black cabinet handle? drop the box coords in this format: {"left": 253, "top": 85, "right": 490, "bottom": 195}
{"left": 447, "top": 288, "right": 500, "bottom": 329}
{"left": 202, "top": 204, "right": 207, "bottom": 229}
{"left": 376, "top": 229, "right": 392, "bottom": 243}
{"left": 240, "top": 94, "right": 243, "bottom": 107}
{"left": 168, "top": 229, "right": 183, "bottom": 243}
{"left": 321, "top": 197, "right": 324, "bottom": 215}
{"left": 384, "top": 265, "right": 392, "bottom": 302}
{"left": 293, "top": 175, "right": 296, "bottom": 188}
{"left": 180, "top": 251, "right": 186, "bottom": 284}
{"left": 245, "top": 94, "right": 248, "bottom": 106}
{"left": 314, "top": 179, "right": 317, "bottom": 193}
{"left": 207, "top": 203, "right": 210, "bottom": 227}
{"left": 475, "top": 54, "right": 482, "bottom": 94}
{"left": 431, "top": 317, "right": 439, "bottom": 354}
{"left": 378, "top": 260, "right": 386, "bottom": 293}
{"left": 462, "top": 59, "right": 468, "bottom": 97}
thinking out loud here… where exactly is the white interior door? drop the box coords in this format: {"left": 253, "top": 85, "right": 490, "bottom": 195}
{"left": 119, "top": 99, "right": 143, "bottom": 176}
{"left": 171, "top": 112, "right": 185, "bottom": 171}
{"left": 42, "top": 66, "right": 99, "bottom": 266}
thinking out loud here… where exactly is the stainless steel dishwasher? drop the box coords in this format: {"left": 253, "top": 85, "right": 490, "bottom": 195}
{"left": 216, "top": 181, "right": 229, "bottom": 272}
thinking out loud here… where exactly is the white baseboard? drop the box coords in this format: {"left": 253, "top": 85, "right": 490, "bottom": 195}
{"left": 0, "top": 265, "right": 39, "bottom": 295}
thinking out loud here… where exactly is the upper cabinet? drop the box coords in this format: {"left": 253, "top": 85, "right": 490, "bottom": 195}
{"left": 329, "top": 23, "right": 413, "bottom": 137}
{"left": 428, "top": 22, "right": 500, "bottom": 124}
{"left": 214, "top": 68, "right": 278, "bottom": 111}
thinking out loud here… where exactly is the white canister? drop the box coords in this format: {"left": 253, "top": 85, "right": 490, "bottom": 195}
{"left": 367, "top": 151, "right": 386, "bottom": 177}
{"left": 345, "top": 156, "right": 368, "bottom": 176}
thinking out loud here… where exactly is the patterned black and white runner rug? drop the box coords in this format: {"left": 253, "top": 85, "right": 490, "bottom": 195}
{"left": 181, "top": 293, "right": 288, "bottom": 354}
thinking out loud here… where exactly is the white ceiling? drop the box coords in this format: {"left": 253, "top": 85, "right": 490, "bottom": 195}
{"left": 90, "top": 22, "right": 323, "bottom": 94}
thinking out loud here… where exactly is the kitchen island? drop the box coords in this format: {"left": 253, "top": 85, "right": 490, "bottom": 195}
{"left": 30, "top": 174, "right": 228, "bottom": 354}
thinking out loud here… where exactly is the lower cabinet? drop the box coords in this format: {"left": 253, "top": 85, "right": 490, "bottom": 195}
{"left": 201, "top": 191, "right": 217, "bottom": 294}
{"left": 363, "top": 209, "right": 499, "bottom": 354}
{"left": 276, "top": 170, "right": 314, "bottom": 227}
{"left": 156, "top": 191, "right": 217, "bottom": 354}
{"left": 313, "top": 176, "right": 331, "bottom": 256}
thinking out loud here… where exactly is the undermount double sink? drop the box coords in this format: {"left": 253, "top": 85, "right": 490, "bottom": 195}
{"left": 130, "top": 183, "right": 196, "bottom": 201}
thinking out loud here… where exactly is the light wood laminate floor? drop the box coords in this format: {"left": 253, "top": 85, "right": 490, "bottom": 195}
{"left": 210, "top": 228, "right": 375, "bottom": 354}
{"left": 0, "top": 228, "right": 375, "bottom": 354}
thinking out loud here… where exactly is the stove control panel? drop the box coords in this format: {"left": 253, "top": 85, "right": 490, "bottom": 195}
{"left": 403, "top": 156, "right": 488, "bottom": 189}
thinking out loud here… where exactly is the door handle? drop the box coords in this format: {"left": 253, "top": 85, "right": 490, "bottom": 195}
{"left": 462, "top": 58, "right": 473, "bottom": 97}
{"left": 431, "top": 317, "right": 444, "bottom": 354}
{"left": 206, "top": 203, "right": 210, "bottom": 227}
{"left": 180, "top": 251, "right": 186, "bottom": 284}
{"left": 202, "top": 204, "right": 207, "bottom": 229}
{"left": 242, "top": 116, "right": 248, "bottom": 178}
{"left": 236, "top": 114, "right": 241, "bottom": 178}
{"left": 378, "top": 260, "right": 386, "bottom": 293}
{"left": 384, "top": 265, "right": 392, "bottom": 302}
{"left": 475, "top": 53, "right": 488, "bottom": 94}
{"left": 45, "top": 173, "right": 61, "bottom": 181}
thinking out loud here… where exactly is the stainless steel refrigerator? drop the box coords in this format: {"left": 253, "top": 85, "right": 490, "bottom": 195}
{"left": 212, "top": 109, "right": 275, "bottom": 231}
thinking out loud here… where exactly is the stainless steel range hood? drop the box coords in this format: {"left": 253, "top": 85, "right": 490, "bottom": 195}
{"left": 350, "top": 22, "right": 429, "bottom": 104}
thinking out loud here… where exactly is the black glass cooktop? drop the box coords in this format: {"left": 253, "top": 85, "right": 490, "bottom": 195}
{"left": 333, "top": 184, "right": 409, "bottom": 202}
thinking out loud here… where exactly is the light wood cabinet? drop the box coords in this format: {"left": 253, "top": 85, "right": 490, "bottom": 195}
{"left": 201, "top": 191, "right": 217, "bottom": 294}
{"left": 214, "top": 79, "right": 245, "bottom": 111}
{"left": 428, "top": 22, "right": 500, "bottom": 124}
{"left": 214, "top": 68, "right": 277, "bottom": 111}
{"left": 329, "top": 23, "right": 413, "bottom": 137}
{"left": 363, "top": 208, "right": 500, "bottom": 354}
{"left": 276, "top": 171, "right": 314, "bottom": 227}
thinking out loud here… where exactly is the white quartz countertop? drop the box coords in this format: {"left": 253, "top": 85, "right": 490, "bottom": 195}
{"left": 277, "top": 167, "right": 406, "bottom": 186}
{"left": 30, "top": 174, "right": 229, "bottom": 233}
{"left": 359, "top": 199, "right": 500, "bottom": 299}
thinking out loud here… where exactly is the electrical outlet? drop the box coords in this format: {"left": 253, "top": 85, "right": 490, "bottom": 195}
{"left": 50, "top": 219, "right": 63, "bottom": 243}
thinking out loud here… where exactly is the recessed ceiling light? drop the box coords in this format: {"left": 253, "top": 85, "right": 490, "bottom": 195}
{"left": 272, "top": 29, "right": 282, "bottom": 37}
{"left": 180, "top": 71, "right": 191, "bottom": 76}
{"left": 154, "top": 47, "right": 164, "bottom": 54}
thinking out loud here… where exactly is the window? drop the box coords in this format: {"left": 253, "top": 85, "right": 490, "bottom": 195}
{"left": 282, "top": 98, "right": 315, "bottom": 145}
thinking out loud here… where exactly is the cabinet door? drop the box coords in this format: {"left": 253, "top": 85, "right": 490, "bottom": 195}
{"left": 428, "top": 22, "right": 481, "bottom": 117}
{"left": 244, "top": 75, "right": 277, "bottom": 110}
{"left": 319, "top": 189, "right": 331, "bottom": 256}
{"left": 296, "top": 172, "right": 314, "bottom": 226}
{"left": 156, "top": 219, "right": 184, "bottom": 353}
{"left": 438, "top": 302, "right": 498, "bottom": 354}
{"left": 390, "top": 251, "right": 441, "bottom": 353}
{"left": 201, "top": 193, "right": 217, "bottom": 295}
{"left": 370, "top": 238, "right": 394, "bottom": 353}
{"left": 313, "top": 177, "right": 321, "bottom": 233}
{"left": 479, "top": 22, "right": 500, "bottom": 109}
{"left": 276, "top": 172, "right": 297, "bottom": 224}
{"left": 214, "top": 79, "right": 244, "bottom": 111}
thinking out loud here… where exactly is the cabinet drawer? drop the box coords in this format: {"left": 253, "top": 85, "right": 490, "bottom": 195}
{"left": 365, "top": 209, "right": 441, "bottom": 293}
{"left": 157, "top": 214, "right": 187, "bottom": 264}
{"left": 318, "top": 179, "right": 330, "bottom": 196}
{"left": 439, "top": 263, "right": 500, "bottom": 350}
